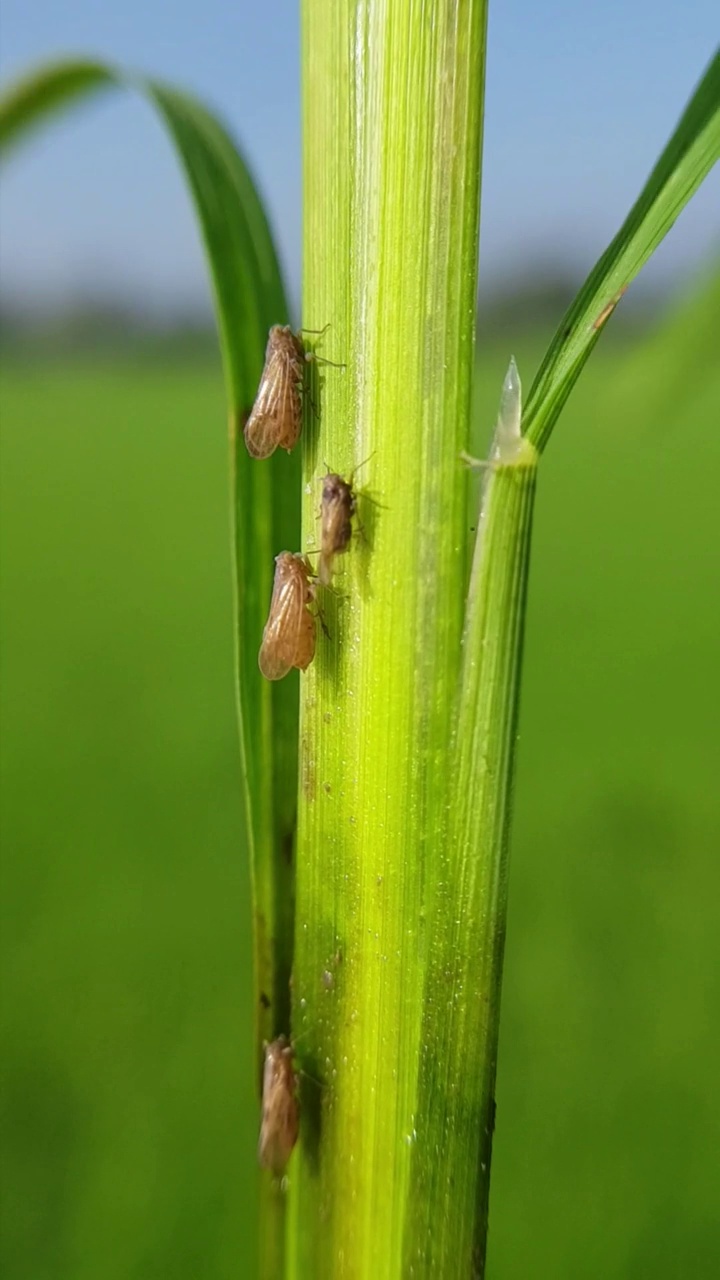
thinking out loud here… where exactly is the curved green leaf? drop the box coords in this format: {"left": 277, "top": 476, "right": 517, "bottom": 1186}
{"left": 0, "top": 52, "right": 299, "bottom": 1088}
{"left": 524, "top": 48, "right": 720, "bottom": 454}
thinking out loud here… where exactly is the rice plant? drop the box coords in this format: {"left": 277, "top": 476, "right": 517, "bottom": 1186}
{"left": 1, "top": 21, "right": 718, "bottom": 1280}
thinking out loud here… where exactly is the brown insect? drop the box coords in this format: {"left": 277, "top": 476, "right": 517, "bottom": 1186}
{"left": 259, "top": 552, "right": 317, "bottom": 680}
{"left": 317, "top": 454, "right": 376, "bottom": 585}
{"left": 318, "top": 471, "right": 357, "bottom": 585}
{"left": 592, "top": 284, "right": 627, "bottom": 331}
{"left": 258, "top": 1036, "right": 299, "bottom": 1175}
{"left": 244, "top": 325, "right": 307, "bottom": 459}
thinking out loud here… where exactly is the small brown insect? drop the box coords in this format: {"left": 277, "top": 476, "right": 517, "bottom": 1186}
{"left": 259, "top": 552, "right": 316, "bottom": 680}
{"left": 592, "top": 284, "right": 628, "bottom": 331}
{"left": 244, "top": 325, "right": 307, "bottom": 459}
{"left": 318, "top": 471, "right": 357, "bottom": 585}
{"left": 258, "top": 1036, "right": 299, "bottom": 1175}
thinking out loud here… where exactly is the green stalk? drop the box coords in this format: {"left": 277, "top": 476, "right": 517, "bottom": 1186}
{"left": 409, "top": 368, "right": 538, "bottom": 1274}
{"left": 291, "top": 1, "right": 488, "bottom": 1275}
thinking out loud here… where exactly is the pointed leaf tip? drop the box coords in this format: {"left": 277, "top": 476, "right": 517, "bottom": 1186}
{"left": 494, "top": 356, "right": 530, "bottom": 464}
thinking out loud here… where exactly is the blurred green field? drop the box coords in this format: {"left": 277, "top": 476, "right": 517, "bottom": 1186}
{"left": 1, "top": 281, "right": 719, "bottom": 1279}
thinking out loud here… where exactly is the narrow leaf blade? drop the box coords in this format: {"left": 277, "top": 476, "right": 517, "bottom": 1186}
{"left": 523, "top": 49, "right": 720, "bottom": 454}
{"left": 0, "top": 56, "right": 299, "bottom": 1066}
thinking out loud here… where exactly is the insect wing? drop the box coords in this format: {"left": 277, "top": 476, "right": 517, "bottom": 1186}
{"left": 259, "top": 556, "right": 315, "bottom": 680}
{"left": 258, "top": 1039, "right": 299, "bottom": 1175}
{"left": 276, "top": 329, "right": 306, "bottom": 452}
{"left": 319, "top": 474, "right": 355, "bottom": 584}
{"left": 244, "top": 342, "right": 299, "bottom": 460}
{"left": 258, "top": 564, "right": 298, "bottom": 680}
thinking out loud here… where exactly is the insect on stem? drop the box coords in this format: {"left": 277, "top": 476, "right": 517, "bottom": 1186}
{"left": 318, "top": 473, "right": 356, "bottom": 586}
{"left": 244, "top": 326, "right": 307, "bottom": 459}
{"left": 243, "top": 325, "right": 344, "bottom": 458}
{"left": 258, "top": 552, "right": 318, "bottom": 681}
{"left": 258, "top": 1037, "right": 299, "bottom": 1176}
{"left": 316, "top": 452, "right": 379, "bottom": 586}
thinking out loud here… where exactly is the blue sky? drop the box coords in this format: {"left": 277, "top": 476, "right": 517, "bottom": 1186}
{"left": 1, "top": 0, "right": 718, "bottom": 314}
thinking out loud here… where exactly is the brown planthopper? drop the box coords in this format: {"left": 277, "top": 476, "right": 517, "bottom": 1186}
{"left": 244, "top": 323, "right": 342, "bottom": 460}
{"left": 259, "top": 552, "right": 317, "bottom": 680}
{"left": 258, "top": 1036, "right": 299, "bottom": 1176}
{"left": 244, "top": 325, "right": 307, "bottom": 459}
{"left": 317, "top": 454, "right": 376, "bottom": 586}
{"left": 318, "top": 471, "right": 356, "bottom": 586}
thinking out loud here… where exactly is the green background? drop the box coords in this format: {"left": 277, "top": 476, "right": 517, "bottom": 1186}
{"left": 1, "top": 279, "right": 718, "bottom": 1277}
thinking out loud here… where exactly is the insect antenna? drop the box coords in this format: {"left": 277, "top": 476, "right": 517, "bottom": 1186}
{"left": 299, "top": 324, "right": 346, "bottom": 369}
{"left": 348, "top": 450, "right": 376, "bottom": 484}
{"left": 298, "top": 322, "right": 331, "bottom": 337}
{"left": 312, "top": 354, "right": 345, "bottom": 369}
